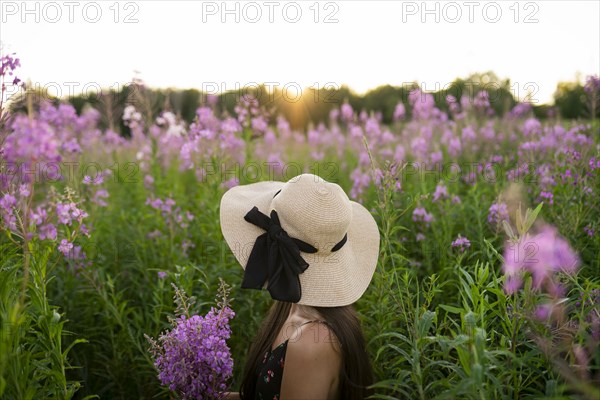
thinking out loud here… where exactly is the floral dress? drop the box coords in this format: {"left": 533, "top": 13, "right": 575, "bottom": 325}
{"left": 254, "top": 339, "right": 288, "bottom": 400}
{"left": 254, "top": 320, "right": 324, "bottom": 400}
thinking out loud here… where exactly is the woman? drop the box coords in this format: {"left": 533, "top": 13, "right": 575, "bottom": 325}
{"left": 220, "top": 173, "right": 380, "bottom": 400}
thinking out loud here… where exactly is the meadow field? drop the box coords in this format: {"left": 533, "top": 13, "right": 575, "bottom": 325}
{"left": 1, "top": 56, "right": 599, "bottom": 399}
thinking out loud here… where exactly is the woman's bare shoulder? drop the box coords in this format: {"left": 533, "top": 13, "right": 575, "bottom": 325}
{"left": 281, "top": 321, "right": 341, "bottom": 398}
{"left": 287, "top": 320, "right": 341, "bottom": 360}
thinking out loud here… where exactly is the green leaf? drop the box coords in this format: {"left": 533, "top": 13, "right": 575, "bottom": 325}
{"left": 523, "top": 202, "right": 543, "bottom": 234}
{"left": 418, "top": 310, "right": 436, "bottom": 338}
{"left": 439, "top": 304, "right": 463, "bottom": 314}
{"left": 502, "top": 220, "right": 516, "bottom": 240}
{"left": 516, "top": 203, "right": 524, "bottom": 235}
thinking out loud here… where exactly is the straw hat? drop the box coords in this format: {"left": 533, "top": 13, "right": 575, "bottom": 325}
{"left": 219, "top": 173, "right": 380, "bottom": 307}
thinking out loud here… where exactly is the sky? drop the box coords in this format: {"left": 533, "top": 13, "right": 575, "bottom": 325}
{"left": 1, "top": 0, "right": 599, "bottom": 105}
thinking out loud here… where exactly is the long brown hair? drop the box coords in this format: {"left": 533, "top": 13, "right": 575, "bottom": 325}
{"left": 239, "top": 301, "right": 374, "bottom": 400}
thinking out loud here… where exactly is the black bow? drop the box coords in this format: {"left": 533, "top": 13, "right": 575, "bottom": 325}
{"left": 242, "top": 206, "right": 317, "bottom": 303}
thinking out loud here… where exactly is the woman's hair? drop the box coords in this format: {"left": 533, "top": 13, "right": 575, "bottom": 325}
{"left": 239, "top": 301, "right": 374, "bottom": 400}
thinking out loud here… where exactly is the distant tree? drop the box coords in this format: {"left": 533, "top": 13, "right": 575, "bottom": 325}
{"left": 554, "top": 82, "right": 587, "bottom": 119}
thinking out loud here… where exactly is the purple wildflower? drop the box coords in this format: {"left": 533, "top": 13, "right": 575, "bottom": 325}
{"left": 340, "top": 103, "right": 354, "bottom": 122}
{"left": 502, "top": 225, "right": 580, "bottom": 294}
{"left": 93, "top": 189, "right": 109, "bottom": 207}
{"left": 488, "top": 202, "right": 509, "bottom": 226}
{"left": 0, "top": 193, "right": 17, "bottom": 211}
{"left": 432, "top": 183, "right": 449, "bottom": 202}
{"left": 451, "top": 235, "right": 471, "bottom": 252}
{"left": 58, "top": 239, "right": 74, "bottom": 256}
{"left": 144, "top": 174, "right": 155, "bottom": 189}
{"left": 534, "top": 303, "right": 553, "bottom": 321}
{"left": 39, "top": 224, "right": 57, "bottom": 241}
{"left": 393, "top": 102, "right": 406, "bottom": 121}
{"left": 221, "top": 177, "right": 239, "bottom": 189}
{"left": 19, "top": 184, "right": 30, "bottom": 197}
{"left": 412, "top": 207, "right": 434, "bottom": 227}
{"left": 539, "top": 191, "right": 554, "bottom": 205}
{"left": 509, "top": 102, "right": 533, "bottom": 118}
{"left": 504, "top": 275, "right": 523, "bottom": 295}
{"left": 584, "top": 75, "right": 600, "bottom": 94}
{"left": 29, "top": 206, "right": 47, "bottom": 226}
{"left": 152, "top": 307, "right": 235, "bottom": 399}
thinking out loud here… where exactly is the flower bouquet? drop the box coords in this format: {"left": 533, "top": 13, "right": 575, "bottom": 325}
{"left": 146, "top": 279, "right": 235, "bottom": 400}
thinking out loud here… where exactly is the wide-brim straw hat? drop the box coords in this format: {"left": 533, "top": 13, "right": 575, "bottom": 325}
{"left": 220, "top": 173, "right": 380, "bottom": 307}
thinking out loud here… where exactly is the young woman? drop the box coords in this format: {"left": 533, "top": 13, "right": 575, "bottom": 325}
{"left": 220, "top": 173, "right": 380, "bottom": 400}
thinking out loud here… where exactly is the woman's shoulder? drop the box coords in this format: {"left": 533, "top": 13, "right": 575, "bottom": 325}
{"left": 280, "top": 320, "right": 342, "bottom": 398}
{"left": 287, "top": 320, "right": 341, "bottom": 358}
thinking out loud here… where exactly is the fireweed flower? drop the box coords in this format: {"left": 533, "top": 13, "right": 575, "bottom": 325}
{"left": 488, "top": 202, "right": 509, "bottom": 226}
{"left": 432, "top": 183, "right": 449, "bottom": 202}
{"left": 429, "top": 151, "right": 443, "bottom": 164}
{"left": 451, "top": 235, "right": 471, "bottom": 252}
{"left": 29, "top": 206, "right": 47, "bottom": 226}
{"left": 523, "top": 118, "right": 542, "bottom": 136}
{"left": 0, "top": 193, "right": 18, "bottom": 230}
{"left": 56, "top": 202, "right": 88, "bottom": 225}
{"left": 144, "top": 175, "right": 155, "bottom": 189}
{"left": 123, "top": 105, "right": 142, "bottom": 125}
{"left": 461, "top": 125, "right": 477, "bottom": 141}
{"left": 412, "top": 207, "right": 434, "bottom": 228}
{"left": 39, "top": 224, "right": 57, "bottom": 241}
{"left": 340, "top": 103, "right": 354, "bottom": 122}
{"left": 534, "top": 303, "right": 553, "bottom": 321}
{"left": 393, "top": 102, "right": 406, "bottom": 121}
{"left": 221, "top": 177, "right": 239, "bottom": 189}
{"left": 539, "top": 191, "right": 554, "bottom": 205}
{"left": 58, "top": 239, "right": 74, "bottom": 256}
{"left": 0, "top": 193, "right": 17, "bottom": 213}
{"left": 589, "top": 157, "right": 600, "bottom": 171}
{"left": 350, "top": 168, "right": 371, "bottom": 200}
{"left": 408, "top": 89, "right": 438, "bottom": 120}
{"left": 446, "top": 95, "right": 461, "bottom": 115}
{"left": 447, "top": 136, "right": 462, "bottom": 158}
{"left": 509, "top": 102, "right": 533, "bottom": 118}
{"left": 19, "top": 184, "right": 30, "bottom": 197}
{"left": 584, "top": 75, "right": 600, "bottom": 94}
{"left": 92, "top": 189, "right": 109, "bottom": 207}
{"left": 473, "top": 91, "right": 491, "bottom": 114}
{"left": 150, "top": 304, "right": 235, "bottom": 400}
{"left": 502, "top": 225, "right": 580, "bottom": 294}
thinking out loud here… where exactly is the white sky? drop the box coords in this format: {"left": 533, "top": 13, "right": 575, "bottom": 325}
{"left": 1, "top": 0, "right": 599, "bottom": 104}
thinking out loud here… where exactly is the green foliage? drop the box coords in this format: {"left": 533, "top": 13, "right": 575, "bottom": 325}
{"left": 0, "top": 242, "right": 87, "bottom": 400}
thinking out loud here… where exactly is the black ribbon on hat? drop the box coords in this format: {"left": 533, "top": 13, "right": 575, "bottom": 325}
{"left": 241, "top": 189, "right": 349, "bottom": 303}
{"left": 241, "top": 206, "right": 318, "bottom": 302}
